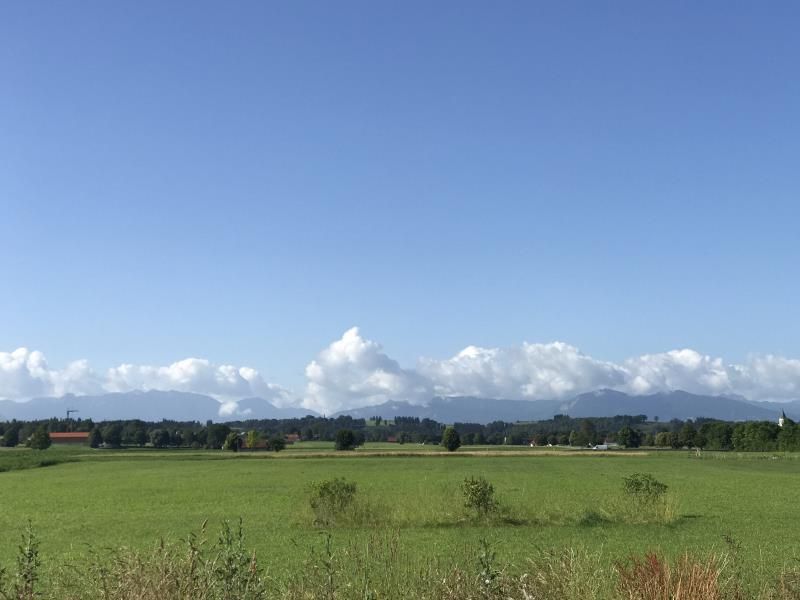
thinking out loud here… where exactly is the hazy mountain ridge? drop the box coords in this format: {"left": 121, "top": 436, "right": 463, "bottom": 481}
{"left": 0, "top": 389, "right": 797, "bottom": 424}
{"left": 0, "top": 391, "right": 317, "bottom": 422}
{"left": 336, "top": 390, "right": 799, "bottom": 424}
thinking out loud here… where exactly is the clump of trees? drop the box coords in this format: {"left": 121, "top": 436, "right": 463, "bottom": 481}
{"left": 3, "top": 410, "right": 798, "bottom": 453}
{"left": 27, "top": 426, "right": 51, "bottom": 450}
{"left": 335, "top": 429, "right": 357, "bottom": 451}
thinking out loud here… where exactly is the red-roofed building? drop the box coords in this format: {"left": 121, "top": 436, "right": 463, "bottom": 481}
{"left": 50, "top": 432, "right": 90, "bottom": 445}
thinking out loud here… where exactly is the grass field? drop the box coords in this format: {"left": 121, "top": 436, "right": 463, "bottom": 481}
{"left": 1, "top": 444, "right": 799, "bottom": 596}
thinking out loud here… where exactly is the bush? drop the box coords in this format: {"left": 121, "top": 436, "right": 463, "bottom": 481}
{"left": 616, "top": 473, "right": 674, "bottom": 524}
{"left": 442, "top": 427, "right": 461, "bottom": 452}
{"left": 2, "top": 426, "right": 20, "bottom": 448}
{"left": 622, "top": 473, "right": 668, "bottom": 505}
{"left": 268, "top": 437, "right": 286, "bottom": 452}
{"left": 461, "top": 476, "right": 498, "bottom": 518}
{"left": 223, "top": 432, "right": 242, "bottom": 452}
{"left": 309, "top": 478, "right": 357, "bottom": 527}
{"left": 27, "top": 427, "right": 51, "bottom": 450}
{"left": 88, "top": 428, "right": 102, "bottom": 448}
{"left": 334, "top": 429, "right": 356, "bottom": 451}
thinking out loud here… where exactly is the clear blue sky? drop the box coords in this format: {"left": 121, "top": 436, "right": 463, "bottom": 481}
{"left": 2, "top": 1, "right": 799, "bottom": 390}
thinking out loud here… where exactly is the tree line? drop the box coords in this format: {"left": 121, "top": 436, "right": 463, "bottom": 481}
{"left": 1, "top": 412, "right": 798, "bottom": 452}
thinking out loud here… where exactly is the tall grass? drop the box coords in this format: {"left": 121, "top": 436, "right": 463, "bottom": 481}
{"left": 3, "top": 522, "right": 799, "bottom": 599}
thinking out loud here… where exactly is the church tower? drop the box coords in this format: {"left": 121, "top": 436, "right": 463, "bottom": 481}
{"left": 779, "top": 410, "right": 786, "bottom": 428}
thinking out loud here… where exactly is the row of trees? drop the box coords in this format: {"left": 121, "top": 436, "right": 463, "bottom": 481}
{"left": 2, "top": 413, "right": 798, "bottom": 452}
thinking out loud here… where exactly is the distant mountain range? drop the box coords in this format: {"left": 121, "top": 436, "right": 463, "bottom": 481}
{"left": 0, "top": 391, "right": 315, "bottom": 422}
{"left": 0, "top": 389, "right": 797, "bottom": 424}
{"left": 334, "top": 390, "right": 800, "bottom": 424}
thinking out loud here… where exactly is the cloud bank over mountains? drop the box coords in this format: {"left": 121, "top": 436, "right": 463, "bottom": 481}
{"left": 3, "top": 327, "right": 800, "bottom": 415}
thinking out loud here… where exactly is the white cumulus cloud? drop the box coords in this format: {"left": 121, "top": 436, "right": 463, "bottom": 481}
{"left": 302, "top": 327, "right": 431, "bottom": 414}
{"left": 4, "top": 332, "right": 800, "bottom": 416}
{"left": 0, "top": 349, "right": 292, "bottom": 417}
{"left": 418, "top": 342, "right": 627, "bottom": 400}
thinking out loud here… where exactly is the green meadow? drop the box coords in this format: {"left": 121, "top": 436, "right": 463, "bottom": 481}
{"left": 1, "top": 444, "right": 799, "bottom": 595}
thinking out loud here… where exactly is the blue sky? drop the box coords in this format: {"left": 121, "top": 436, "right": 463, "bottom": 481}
{"left": 2, "top": 2, "right": 799, "bottom": 410}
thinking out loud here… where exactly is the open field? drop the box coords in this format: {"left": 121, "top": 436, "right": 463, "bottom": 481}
{"left": 1, "top": 445, "right": 799, "bottom": 596}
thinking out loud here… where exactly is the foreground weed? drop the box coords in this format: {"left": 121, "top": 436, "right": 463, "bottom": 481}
{"left": 0, "top": 521, "right": 40, "bottom": 600}
{"left": 616, "top": 552, "right": 723, "bottom": 600}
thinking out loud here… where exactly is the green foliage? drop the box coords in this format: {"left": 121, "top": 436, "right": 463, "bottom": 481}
{"left": 0, "top": 521, "right": 40, "bottom": 600}
{"left": 245, "top": 430, "right": 260, "bottom": 450}
{"left": 223, "top": 432, "right": 242, "bottom": 452}
{"left": 679, "top": 422, "right": 698, "bottom": 448}
{"left": 206, "top": 424, "right": 232, "bottom": 450}
{"left": 88, "top": 428, "right": 102, "bottom": 448}
{"left": 622, "top": 473, "right": 668, "bottom": 504}
{"left": 102, "top": 424, "right": 123, "bottom": 448}
{"left": 309, "top": 478, "right": 357, "bottom": 527}
{"left": 133, "top": 429, "right": 148, "bottom": 447}
{"left": 442, "top": 426, "right": 461, "bottom": 452}
{"left": 267, "top": 437, "right": 285, "bottom": 452}
{"left": 616, "top": 426, "right": 641, "bottom": 448}
{"left": 615, "top": 473, "right": 674, "bottom": 525}
{"left": 334, "top": 429, "right": 356, "bottom": 451}
{"left": 654, "top": 431, "right": 674, "bottom": 447}
{"left": 2, "top": 426, "right": 20, "bottom": 448}
{"left": 461, "top": 476, "right": 498, "bottom": 518}
{"left": 150, "top": 429, "right": 170, "bottom": 448}
{"left": 27, "top": 427, "right": 51, "bottom": 451}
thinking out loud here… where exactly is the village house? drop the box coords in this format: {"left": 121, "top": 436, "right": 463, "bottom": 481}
{"left": 49, "top": 432, "right": 90, "bottom": 445}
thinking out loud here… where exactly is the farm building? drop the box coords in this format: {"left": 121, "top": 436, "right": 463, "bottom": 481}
{"left": 50, "top": 432, "right": 90, "bottom": 445}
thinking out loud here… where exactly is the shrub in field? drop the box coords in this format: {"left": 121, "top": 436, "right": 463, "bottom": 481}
{"left": 622, "top": 473, "right": 668, "bottom": 503}
{"left": 462, "top": 476, "right": 498, "bottom": 518}
{"left": 309, "top": 478, "right": 358, "bottom": 526}
{"left": 442, "top": 427, "right": 461, "bottom": 452}
{"left": 616, "top": 473, "right": 673, "bottom": 524}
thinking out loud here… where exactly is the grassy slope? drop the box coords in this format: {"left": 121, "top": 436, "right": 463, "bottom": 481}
{"left": 0, "top": 447, "right": 798, "bottom": 586}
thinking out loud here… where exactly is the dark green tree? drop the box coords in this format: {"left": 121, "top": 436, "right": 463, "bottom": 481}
{"left": 268, "top": 437, "right": 286, "bottom": 452}
{"left": 133, "top": 429, "right": 148, "bottom": 447}
{"left": 206, "top": 424, "right": 231, "bottom": 449}
{"left": 223, "top": 432, "right": 242, "bottom": 452}
{"left": 88, "top": 428, "right": 103, "bottom": 448}
{"left": 150, "top": 429, "right": 170, "bottom": 448}
{"left": 679, "top": 422, "right": 697, "bottom": 448}
{"left": 2, "top": 424, "right": 20, "bottom": 447}
{"left": 28, "top": 426, "right": 51, "bottom": 450}
{"left": 335, "top": 429, "right": 356, "bottom": 451}
{"left": 442, "top": 426, "right": 461, "bottom": 452}
{"left": 617, "top": 426, "right": 642, "bottom": 448}
{"left": 102, "top": 424, "right": 123, "bottom": 448}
